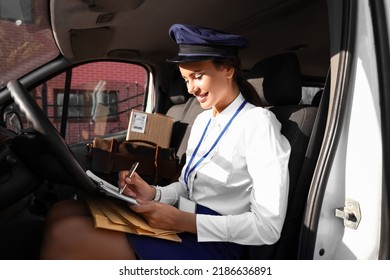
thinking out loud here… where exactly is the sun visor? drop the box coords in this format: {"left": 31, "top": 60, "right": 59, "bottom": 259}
{"left": 81, "top": 0, "right": 145, "bottom": 12}
{"left": 70, "top": 27, "right": 111, "bottom": 59}
{"left": 108, "top": 49, "right": 140, "bottom": 59}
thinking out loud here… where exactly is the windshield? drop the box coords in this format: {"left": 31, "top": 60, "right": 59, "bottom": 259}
{"left": 0, "top": 0, "right": 59, "bottom": 89}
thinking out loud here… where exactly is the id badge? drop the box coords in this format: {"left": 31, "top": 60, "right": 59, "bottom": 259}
{"left": 178, "top": 196, "right": 196, "bottom": 213}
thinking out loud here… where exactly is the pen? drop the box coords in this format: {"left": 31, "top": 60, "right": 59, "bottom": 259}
{"left": 118, "top": 161, "right": 139, "bottom": 194}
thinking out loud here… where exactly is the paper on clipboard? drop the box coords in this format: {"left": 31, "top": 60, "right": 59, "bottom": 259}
{"left": 86, "top": 170, "right": 138, "bottom": 205}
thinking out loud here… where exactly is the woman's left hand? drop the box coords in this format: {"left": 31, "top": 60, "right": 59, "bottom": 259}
{"left": 130, "top": 200, "right": 196, "bottom": 233}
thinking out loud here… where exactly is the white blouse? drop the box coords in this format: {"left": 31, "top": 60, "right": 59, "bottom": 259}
{"left": 157, "top": 94, "right": 291, "bottom": 245}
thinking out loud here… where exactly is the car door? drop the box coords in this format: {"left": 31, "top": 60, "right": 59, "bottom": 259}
{"left": 300, "top": 0, "right": 390, "bottom": 260}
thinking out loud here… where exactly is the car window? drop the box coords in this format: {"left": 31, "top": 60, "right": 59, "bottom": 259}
{"left": 0, "top": 0, "right": 58, "bottom": 89}
{"left": 30, "top": 61, "right": 148, "bottom": 144}
{"left": 301, "top": 86, "right": 323, "bottom": 105}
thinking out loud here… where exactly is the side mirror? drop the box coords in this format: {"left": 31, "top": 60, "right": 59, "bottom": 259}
{"left": 4, "top": 111, "right": 23, "bottom": 134}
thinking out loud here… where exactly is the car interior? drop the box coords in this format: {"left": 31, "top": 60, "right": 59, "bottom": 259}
{"left": 0, "top": 0, "right": 331, "bottom": 259}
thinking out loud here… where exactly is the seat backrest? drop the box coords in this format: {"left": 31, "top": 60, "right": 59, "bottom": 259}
{"left": 165, "top": 70, "right": 204, "bottom": 160}
{"left": 244, "top": 53, "right": 318, "bottom": 259}
{"left": 165, "top": 69, "right": 190, "bottom": 121}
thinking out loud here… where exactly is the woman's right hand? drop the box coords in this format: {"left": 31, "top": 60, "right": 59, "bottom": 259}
{"left": 117, "top": 171, "right": 156, "bottom": 201}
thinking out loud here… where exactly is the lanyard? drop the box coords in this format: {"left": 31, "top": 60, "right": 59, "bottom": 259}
{"left": 183, "top": 100, "right": 247, "bottom": 194}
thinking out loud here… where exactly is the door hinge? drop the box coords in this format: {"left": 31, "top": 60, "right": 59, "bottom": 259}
{"left": 335, "top": 198, "right": 361, "bottom": 230}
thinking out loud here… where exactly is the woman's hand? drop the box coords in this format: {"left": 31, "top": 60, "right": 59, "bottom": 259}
{"left": 117, "top": 171, "right": 156, "bottom": 201}
{"left": 130, "top": 201, "right": 197, "bottom": 233}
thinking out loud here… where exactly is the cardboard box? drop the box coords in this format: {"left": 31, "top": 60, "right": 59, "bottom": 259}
{"left": 126, "top": 110, "right": 174, "bottom": 148}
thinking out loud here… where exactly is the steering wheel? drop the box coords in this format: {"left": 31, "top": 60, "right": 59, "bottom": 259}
{"left": 7, "top": 80, "right": 97, "bottom": 192}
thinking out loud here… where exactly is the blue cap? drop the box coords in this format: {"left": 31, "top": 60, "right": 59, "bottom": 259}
{"left": 167, "top": 24, "right": 248, "bottom": 63}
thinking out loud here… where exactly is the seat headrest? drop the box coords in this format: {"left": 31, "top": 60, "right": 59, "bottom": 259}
{"left": 247, "top": 53, "right": 302, "bottom": 106}
{"left": 169, "top": 69, "right": 189, "bottom": 105}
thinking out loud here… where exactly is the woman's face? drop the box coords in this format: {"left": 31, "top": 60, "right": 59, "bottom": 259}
{"left": 179, "top": 60, "right": 237, "bottom": 114}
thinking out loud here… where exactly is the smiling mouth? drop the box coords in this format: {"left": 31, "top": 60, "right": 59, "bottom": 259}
{"left": 195, "top": 92, "right": 208, "bottom": 102}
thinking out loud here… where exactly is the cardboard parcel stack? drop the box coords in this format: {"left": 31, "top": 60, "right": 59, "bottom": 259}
{"left": 126, "top": 110, "right": 174, "bottom": 148}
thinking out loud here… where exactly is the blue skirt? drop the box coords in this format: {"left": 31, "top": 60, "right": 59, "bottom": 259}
{"left": 126, "top": 204, "right": 243, "bottom": 260}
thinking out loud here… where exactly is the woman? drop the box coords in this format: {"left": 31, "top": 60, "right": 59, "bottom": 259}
{"left": 40, "top": 24, "right": 291, "bottom": 260}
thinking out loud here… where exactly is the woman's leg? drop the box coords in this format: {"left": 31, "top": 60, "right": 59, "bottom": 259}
{"left": 40, "top": 200, "right": 136, "bottom": 260}
{"left": 43, "top": 199, "right": 90, "bottom": 229}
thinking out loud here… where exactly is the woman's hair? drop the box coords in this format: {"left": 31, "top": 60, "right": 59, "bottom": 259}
{"left": 212, "top": 56, "right": 263, "bottom": 107}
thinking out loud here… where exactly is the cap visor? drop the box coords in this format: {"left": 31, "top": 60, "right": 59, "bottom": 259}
{"left": 166, "top": 55, "right": 216, "bottom": 63}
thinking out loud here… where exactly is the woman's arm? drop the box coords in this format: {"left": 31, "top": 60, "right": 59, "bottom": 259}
{"left": 130, "top": 200, "right": 197, "bottom": 233}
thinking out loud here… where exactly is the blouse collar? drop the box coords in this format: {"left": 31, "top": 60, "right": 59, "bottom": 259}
{"left": 211, "top": 93, "right": 246, "bottom": 126}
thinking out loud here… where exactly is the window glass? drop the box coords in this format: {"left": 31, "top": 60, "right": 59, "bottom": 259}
{"left": 0, "top": 0, "right": 58, "bottom": 89}
{"left": 301, "top": 86, "right": 323, "bottom": 105}
{"left": 31, "top": 61, "right": 148, "bottom": 144}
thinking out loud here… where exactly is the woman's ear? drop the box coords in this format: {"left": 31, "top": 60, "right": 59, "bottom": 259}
{"left": 225, "top": 66, "right": 235, "bottom": 79}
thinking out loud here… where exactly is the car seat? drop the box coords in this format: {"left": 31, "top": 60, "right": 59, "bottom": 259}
{"left": 244, "top": 53, "right": 320, "bottom": 259}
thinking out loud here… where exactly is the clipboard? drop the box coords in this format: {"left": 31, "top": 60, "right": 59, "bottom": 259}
{"left": 86, "top": 170, "right": 138, "bottom": 205}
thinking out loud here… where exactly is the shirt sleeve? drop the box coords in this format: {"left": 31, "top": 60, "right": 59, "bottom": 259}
{"left": 157, "top": 180, "right": 187, "bottom": 205}
{"left": 196, "top": 108, "right": 291, "bottom": 245}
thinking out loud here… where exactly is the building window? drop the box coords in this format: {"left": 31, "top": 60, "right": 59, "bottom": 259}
{"left": 0, "top": 0, "right": 34, "bottom": 23}
{"left": 90, "top": 90, "right": 119, "bottom": 121}
{"left": 55, "top": 90, "right": 86, "bottom": 118}
{"left": 54, "top": 89, "right": 119, "bottom": 121}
